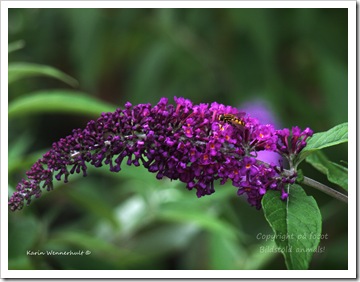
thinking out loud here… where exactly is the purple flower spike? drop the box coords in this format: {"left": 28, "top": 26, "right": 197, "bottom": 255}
{"left": 276, "top": 126, "right": 313, "bottom": 159}
{"left": 9, "top": 97, "right": 311, "bottom": 211}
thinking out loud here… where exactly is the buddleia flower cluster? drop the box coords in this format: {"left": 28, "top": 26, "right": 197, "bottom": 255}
{"left": 9, "top": 97, "right": 313, "bottom": 211}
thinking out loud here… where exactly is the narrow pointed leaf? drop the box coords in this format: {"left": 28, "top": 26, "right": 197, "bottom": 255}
{"left": 158, "top": 204, "right": 238, "bottom": 240}
{"left": 8, "top": 40, "right": 25, "bottom": 53}
{"left": 298, "top": 122, "right": 348, "bottom": 163}
{"left": 8, "top": 62, "right": 79, "bottom": 87}
{"left": 8, "top": 90, "right": 116, "bottom": 118}
{"left": 306, "top": 151, "right": 348, "bottom": 191}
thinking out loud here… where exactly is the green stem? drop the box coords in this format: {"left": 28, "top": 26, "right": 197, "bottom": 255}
{"left": 254, "top": 160, "right": 348, "bottom": 203}
{"left": 301, "top": 176, "right": 348, "bottom": 204}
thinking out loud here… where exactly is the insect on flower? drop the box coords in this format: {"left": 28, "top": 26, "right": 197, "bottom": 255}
{"left": 218, "top": 113, "right": 246, "bottom": 128}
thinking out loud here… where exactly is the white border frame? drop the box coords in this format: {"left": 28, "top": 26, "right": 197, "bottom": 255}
{"left": 1, "top": 1, "right": 356, "bottom": 279}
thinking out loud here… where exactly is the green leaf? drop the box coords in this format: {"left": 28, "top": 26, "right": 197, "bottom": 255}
{"left": 8, "top": 40, "right": 26, "bottom": 53}
{"left": 243, "top": 239, "right": 278, "bottom": 270}
{"left": 65, "top": 186, "right": 120, "bottom": 229}
{"left": 208, "top": 232, "right": 246, "bottom": 270}
{"left": 8, "top": 90, "right": 116, "bottom": 119}
{"left": 8, "top": 62, "right": 79, "bottom": 87}
{"left": 262, "top": 185, "right": 322, "bottom": 270}
{"left": 47, "top": 231, "right": 143, "bottom": 268}
{"left": 131, "top": 224, "right": 200, "bottom": 258}
{"left": 9, "top": 256, "right": 33, "bottom": 270}
{"left": 298, "top": 122, "right": 348, "bottom": 164}
{"left": 8, "top": 214, "right": 41, "bottom": 259}
{"left": 49, "top": 231, "right": 120, "bottom": 255}
{"left": 306, "top": 151, "right": 348, "bottom": 191}
{"left": 157, "top": 203, "right": 238, "bottom": 240}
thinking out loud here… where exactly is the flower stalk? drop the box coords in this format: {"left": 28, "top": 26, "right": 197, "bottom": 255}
{"left": 302, "top": 176, "right": 348, "bottom": 203}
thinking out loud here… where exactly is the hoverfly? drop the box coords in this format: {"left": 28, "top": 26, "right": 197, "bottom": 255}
{"left": 218, "top": 113, "right": 246, "bottom": 129}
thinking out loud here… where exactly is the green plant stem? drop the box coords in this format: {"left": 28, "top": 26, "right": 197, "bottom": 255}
{"left": 279, "top": 166, "right": 348, "bottom": 204}
{"left": 302, "top": 176, "right": 348, "bottom": 204}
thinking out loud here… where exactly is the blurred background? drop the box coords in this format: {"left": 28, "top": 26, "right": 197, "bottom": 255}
{"left": 8, "top": 8, "right": 348, "bottom": 270}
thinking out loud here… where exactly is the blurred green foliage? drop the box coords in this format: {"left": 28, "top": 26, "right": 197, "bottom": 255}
{"left": 8, "top": 8, "right": 348, "bottom": 270}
